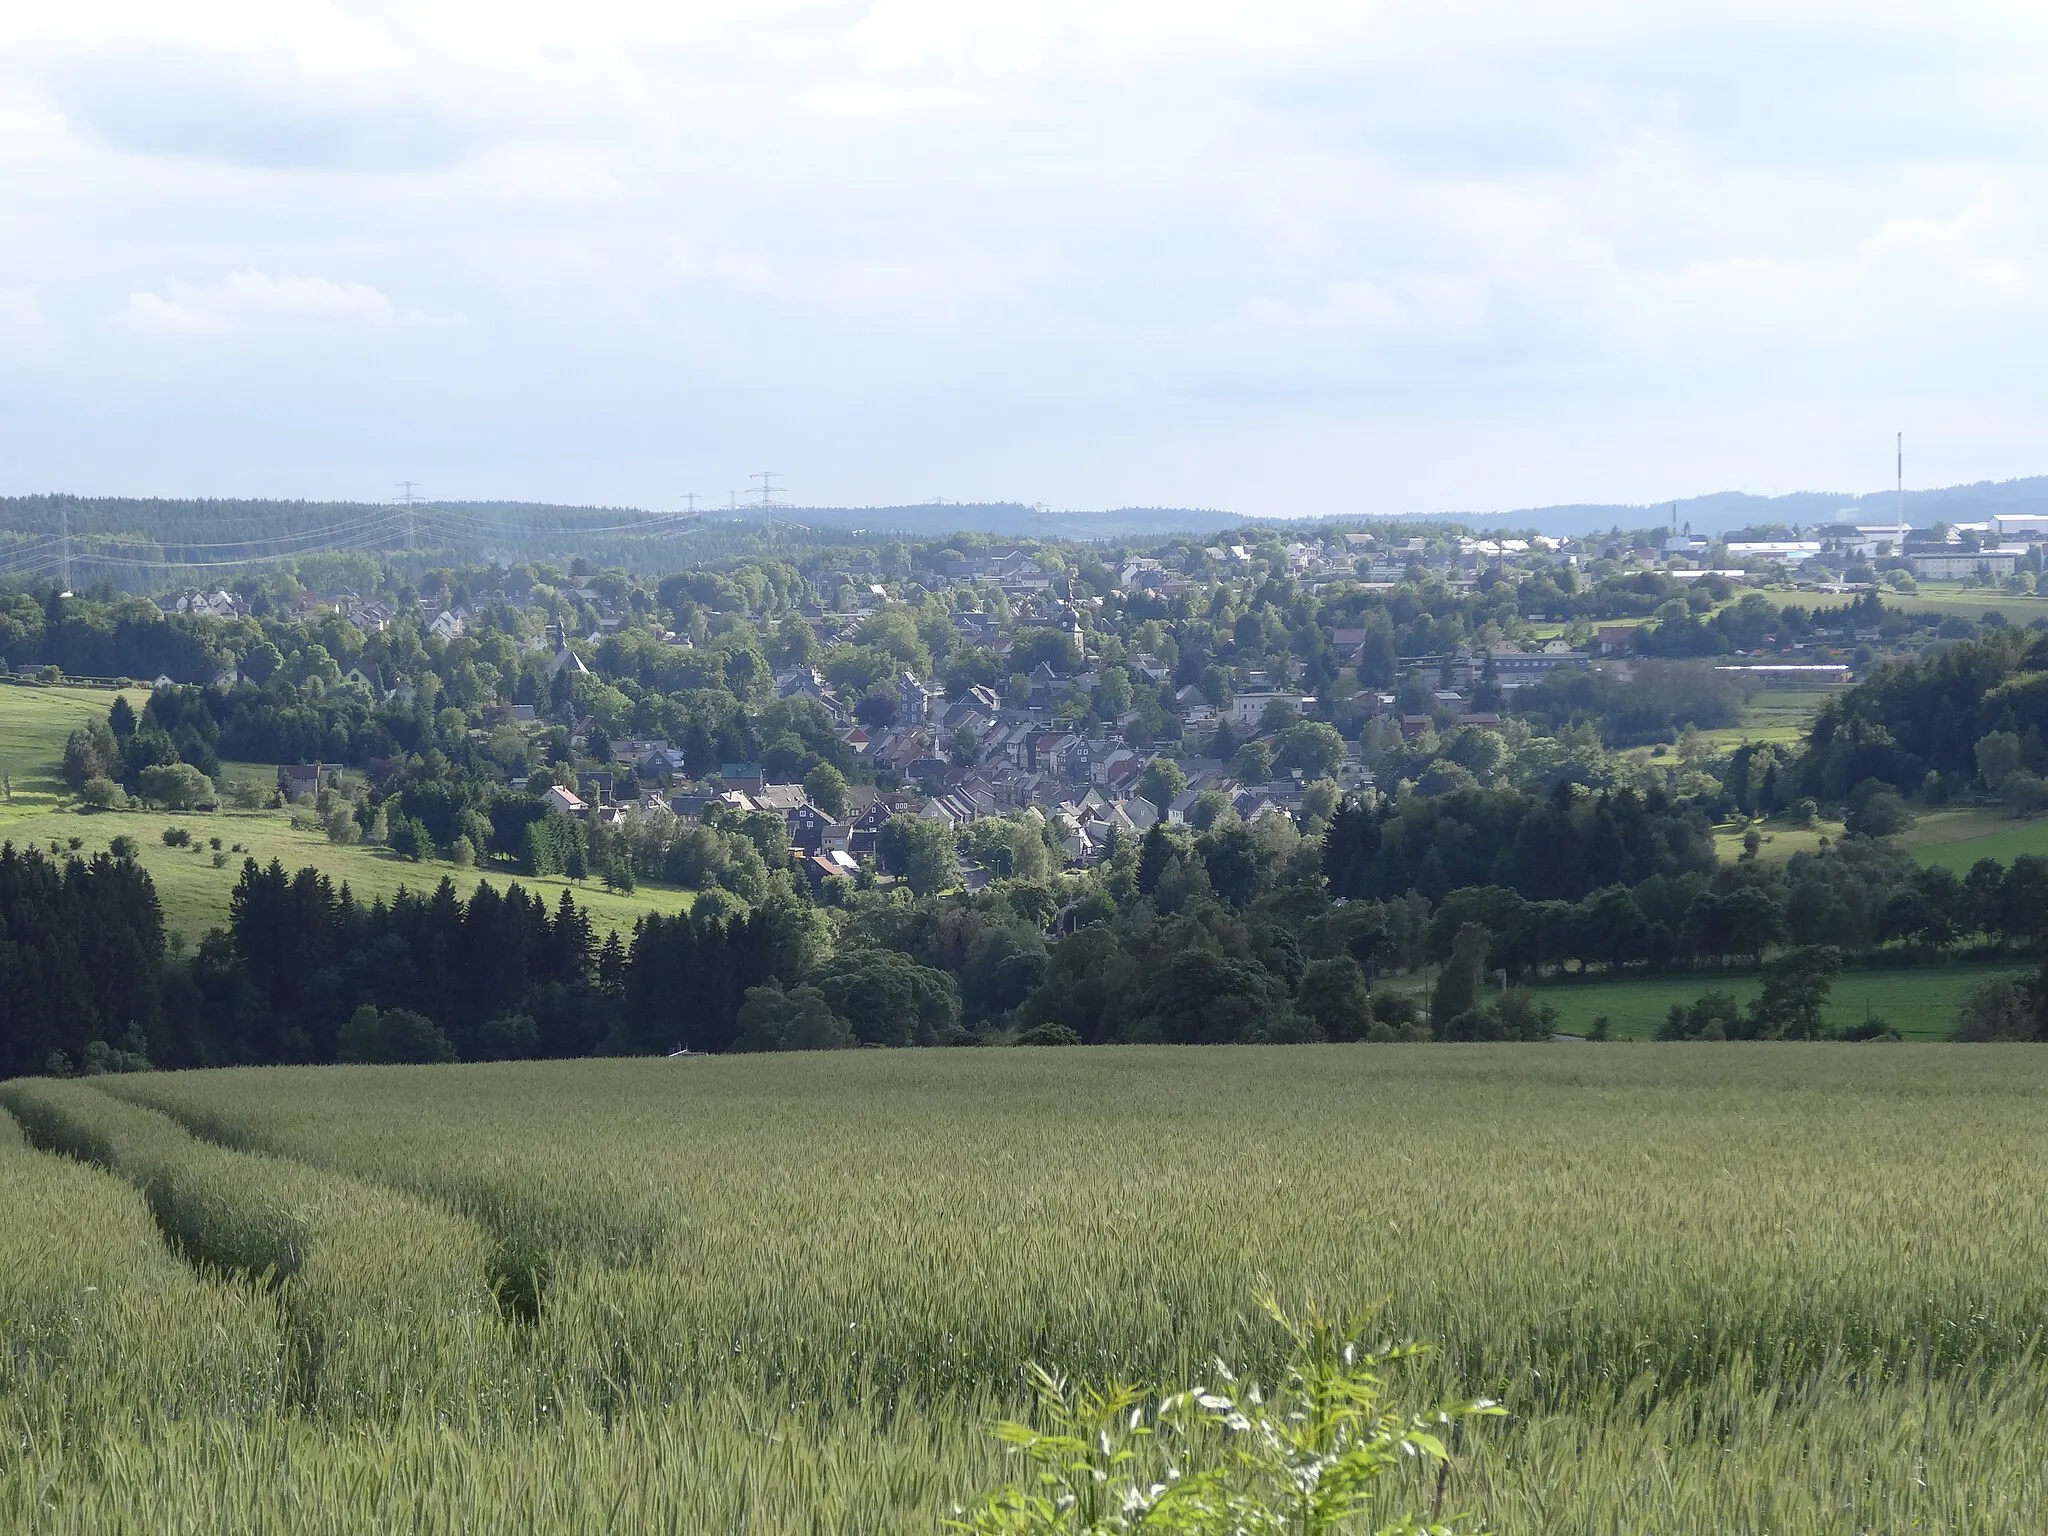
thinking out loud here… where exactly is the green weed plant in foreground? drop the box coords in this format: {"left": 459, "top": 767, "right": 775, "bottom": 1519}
{"left": 953, "top": 1296, "right": 1500, "bottom": 1535}
{"left": 4, "top": 1047, "right": 2048, "bottom": 1531}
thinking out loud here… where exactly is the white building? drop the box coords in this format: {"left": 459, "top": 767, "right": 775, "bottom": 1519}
{"left": 1725, "top": 540, "right": 1823, "bottom": 564}
{"left": 1910, "top": 551, "right": 2018, "bottom": 581}
{"left": 1227, "top": 692, "right": 1315, "bottom": 729}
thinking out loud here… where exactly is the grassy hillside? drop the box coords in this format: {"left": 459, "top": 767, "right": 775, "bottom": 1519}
{"left": 0, "top": 682, "right": 152, "bottom": 808}
{"left": 6, "top": 1049, "right": 2048, "bottom": 1530}
{"left": 1528, "top": 960, "right": 2024, "bottom": 1040}
{"left": 0, "top": 682, "right": 691, "bottom": 942}
{"left": 1901, "top": 806, "right": 2048, "bottom": 871}
{"left": 1711, "top": 803, "right": 2048, "bottom": 869}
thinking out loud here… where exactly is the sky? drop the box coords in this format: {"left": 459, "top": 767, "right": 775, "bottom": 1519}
{"left": 3, "top": 1, "right": 2048, "bottom": 519}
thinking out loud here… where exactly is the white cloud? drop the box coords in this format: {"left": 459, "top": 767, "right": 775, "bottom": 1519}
{"left": 118, "top": 271, "right": 441, "bottom": 336}
{"left": 4, "top": 2, "right": 2048, "bottom": 508}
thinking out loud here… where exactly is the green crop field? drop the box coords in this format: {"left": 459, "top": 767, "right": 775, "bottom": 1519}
{"left": 1527, "top": 960, "right": 2025, "bottom": 1039}
{"left": 1885, "top": 583, "right": 2048, "bottom": 619}
{"left": 0, "top": 683, "right": 691, "bottom": 941}
{"left": 4, "top": 1049, "right": 2048, "bottom": 1532}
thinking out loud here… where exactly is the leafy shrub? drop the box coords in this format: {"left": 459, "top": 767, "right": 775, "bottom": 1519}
{"left": 951, "top": 1295, "right": 1498, "bottom": 1535}
{"left": 137, "top": 763, "right": 214, "bottom": 811}
{"left": 79, "top": 776, "right": 126, "bottom": 810}
{"left": 730, "top": 982, "right": 853, "bottom": 1052}
{"left": 1950, "top": 973, "right": 2038, "bottom": 1042}
{"left": 1013, "top": 1022, "right": 1081, "bottom": 1047}
{"left": 337, "top": 1006, "right": 458, "bottom": 1065}
{"left": 2005, "top": 771, "right": 2048, "bottom": 816}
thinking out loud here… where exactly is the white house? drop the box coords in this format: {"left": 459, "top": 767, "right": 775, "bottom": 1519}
{"left": 1227, "top": 692, "right": 1314, "bottom": 729}
{"left": 545, "top": 785, "right": 588, "bottom": 817}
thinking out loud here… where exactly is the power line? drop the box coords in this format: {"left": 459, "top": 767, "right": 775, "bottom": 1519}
{"left": 394, "top": 482, "right": 422, "bottom": 553}
{"left": 0, "top": 499, "right": 717, "bottom": 583}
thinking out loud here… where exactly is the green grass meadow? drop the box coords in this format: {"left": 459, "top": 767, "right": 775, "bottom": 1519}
{"left": 1900, "top": 806, "right": 2048, "bottom": 872}
{"left": 0, "top": 682, "right": 690, "bottom": 941}
{"left": 1711, "top": 803, "right": 2048, "bottom": 871}
{"left": 0, "top": 682, "right": 152, "bottom": 806}
{"left": 7, "top": 1049, "right": 2048, "bottom": 1532}
{"left": 1884, "top": 582, "right": 2048, "bottom": 620}
{"left": 1, "top": 799, "right": 693, "bottom": 942}
{"left": 1529, "top": 960, "right": 2024, "bottom": 1040}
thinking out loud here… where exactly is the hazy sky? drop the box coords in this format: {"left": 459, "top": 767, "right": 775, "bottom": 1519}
{"left": 3, "top": 1, "right": 2047, "bottom": 517}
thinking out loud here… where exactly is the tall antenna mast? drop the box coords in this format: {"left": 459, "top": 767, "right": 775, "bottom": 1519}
{"left": 60, "top": 503, "right": 70, "bottom": 595}
{"left": 1896, "top": 432, "right": 1905, "bottom": 534}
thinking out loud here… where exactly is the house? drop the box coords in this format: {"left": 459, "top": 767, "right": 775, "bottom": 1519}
{"left": 278, "top": 762, "right": 338, "bottom": 802}
{"left": 800, "top": 850, "right": 861, "bottom": 895}
{"left": 898, "top": 671, "right": 932, "bottom": 725}
{"left": 939, "top": 700, "right": 992, "bottom": 737}
{"left": 776, "top": 668, "right": 846, "bottom": 722}
{"left": 1594, "top": 626, "right": 1634, "bottom": 657}
{"left": 718, "top": 762, "right": 766, "bottom": 794}
{"left": 346, "top": 600, "right": 395, "bottom": 633}
{"left": 157, "top": 589, "right": 242, "bottom": 620}
{"left": 1227, "top": 692, "right": 1313, "bottom": 729}
{"left": 428, "top": 609, "right": 467, "bottom": 640}
{"left": 509, "top": 704, "right": 537, "bottom": 723}
{"left": 634, "top": 746, "right": 687, "bottom": 780}
{"left": 853, "top": 796, "right": 907, "bottom": 831}
{"left": 545, "top": 785, "right": 588, "bottom": 818}
{"left": 787, "top": 802, "right": 834, "bottom": 852}
{"left": 754, "top": 783, "right": 810, "bottom": 815}
{"left": 1487, "top": 649, "right": 1590, "bottom": 681}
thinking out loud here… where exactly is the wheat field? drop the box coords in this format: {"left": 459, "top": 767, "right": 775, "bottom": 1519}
{"left": 4, "top": 1046, "right": 2047, "bottom": 1532}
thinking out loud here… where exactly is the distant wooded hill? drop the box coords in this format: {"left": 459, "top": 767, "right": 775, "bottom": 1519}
{"left": 5, "top": 475, "right": 2048, "bottom": 586}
